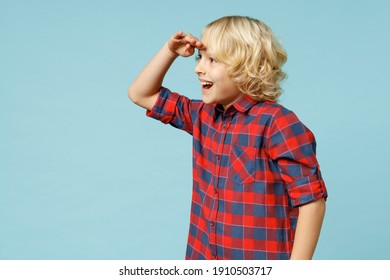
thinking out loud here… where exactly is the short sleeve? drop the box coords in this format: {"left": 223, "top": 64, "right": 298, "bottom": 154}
{"left": 266, "top": 107, "right": 328, "bottom": 207}
{"left": 146, "top": 87, "right": 202, "bottom": 135}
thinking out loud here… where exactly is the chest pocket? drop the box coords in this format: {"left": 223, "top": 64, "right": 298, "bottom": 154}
{"left": 229, "top": 146, "right": 256, "bottom": 184}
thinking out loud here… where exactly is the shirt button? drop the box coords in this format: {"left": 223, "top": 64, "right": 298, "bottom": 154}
{"left": 216, "top": 155, "right": 221, "bottom": 160}
{"left": 222, "top": 124, "right": 226, "bottom": 129}
{"left": 214, "top": 188, "right": 217, "bottom": 194}
{"left": 210, "top": 221, "right": 215, "bottom": 226}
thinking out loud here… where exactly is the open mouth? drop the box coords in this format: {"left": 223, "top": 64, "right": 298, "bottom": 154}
{"left": 200, "top": 79, "right": 214, "bottom": 90}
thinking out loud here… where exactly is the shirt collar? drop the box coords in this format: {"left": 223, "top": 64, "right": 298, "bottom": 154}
{"left": 214, "top": 94, "right": 258, "bottom": 118}
{"left": 233, "top": 94, "right": 258, "bottom": 113}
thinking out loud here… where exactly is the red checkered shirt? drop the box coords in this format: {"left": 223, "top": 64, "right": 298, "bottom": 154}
{"left": 146, "top": 87, "right": 327, "bottom": 260}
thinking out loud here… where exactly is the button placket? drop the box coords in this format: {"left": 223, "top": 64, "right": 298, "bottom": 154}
{"left": 209, "top": 115, "right": 232, "bottom": 259}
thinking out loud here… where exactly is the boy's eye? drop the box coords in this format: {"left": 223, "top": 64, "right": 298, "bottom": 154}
{"left": 195, "top": 53, "right": 217, "bottom": 64}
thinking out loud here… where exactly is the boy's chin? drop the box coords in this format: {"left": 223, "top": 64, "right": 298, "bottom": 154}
{"left": 201, "top": 95, "right": 218, "bottom": 105}
{"left": 201, "top": 96, "right": 213, "bottom": 104}
{"left": 202, "top": 98, "right": 226, "bottom": 110}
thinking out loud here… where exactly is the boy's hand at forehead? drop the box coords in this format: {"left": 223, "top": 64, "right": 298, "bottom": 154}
{"left": 167, "top": 31, "right": 205, "bottom": 58}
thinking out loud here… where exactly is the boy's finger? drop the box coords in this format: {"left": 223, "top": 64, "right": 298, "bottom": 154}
{"left": 172, "top": 31, "right": 186, "bottom": 40}
{"left": 187, "top": 38, "right": 203, "bottom": 48}
{"left": 184, "top": 32, "right": 195, "bottom": 38}
{"left": 184, "top": 33, "right": 200, "bottom": 42}
{"left": 184, "top": 35, "right": 195, "bottom": 43}
{"left": 195, "top": 41, "right": 206, "bottom": 49}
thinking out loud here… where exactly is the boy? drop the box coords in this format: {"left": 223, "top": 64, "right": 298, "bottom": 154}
{"left": 128, "top": 16, "right": 327, "bottom": 260}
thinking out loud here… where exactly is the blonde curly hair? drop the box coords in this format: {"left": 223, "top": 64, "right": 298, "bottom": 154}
{"left": 201, "top": 16, "right": 287, "bottom": 102}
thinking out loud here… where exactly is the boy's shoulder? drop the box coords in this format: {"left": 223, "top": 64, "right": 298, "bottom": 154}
{"left": 248, "top": 101, "right": 306, "bottom": 130}
{"left": 251, "top": 101, "right": 295, "bottom": 119}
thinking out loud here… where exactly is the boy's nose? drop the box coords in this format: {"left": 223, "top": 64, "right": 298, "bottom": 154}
{"left": 194, "top": 60, "right": 205, "bottom": 75}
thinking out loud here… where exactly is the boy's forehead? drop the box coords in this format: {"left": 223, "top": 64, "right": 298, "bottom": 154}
{"left": 199, "top": 31, "right": 216, "bottom": 56}
{"left": 198, "top": 49, "right": 210, "bottom": 56}
{"left": 199, "top": 34, "right": 210, "bottom": 54}
{"left": 200, "top": 32, "right": 209, "bottom": 43}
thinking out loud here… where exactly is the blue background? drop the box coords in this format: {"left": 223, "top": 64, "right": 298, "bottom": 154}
{"left": 1, "top": 0, "right": 389, "bottom": 260}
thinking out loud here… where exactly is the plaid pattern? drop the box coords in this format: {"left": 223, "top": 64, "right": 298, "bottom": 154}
{"left": 146, "top": 87, "right": 327, "bottom": 260}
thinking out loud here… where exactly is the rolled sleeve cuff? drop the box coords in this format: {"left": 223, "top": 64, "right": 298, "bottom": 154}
{"left": 146, "top": 87, "right": 180, "bottom": 124}
{"left": 287, "top": 171, "right": 328, "bottom": 207}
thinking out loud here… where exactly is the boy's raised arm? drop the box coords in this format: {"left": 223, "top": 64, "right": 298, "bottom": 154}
{"left": 128, "top": 31, "right": 204, "bottom": 111}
